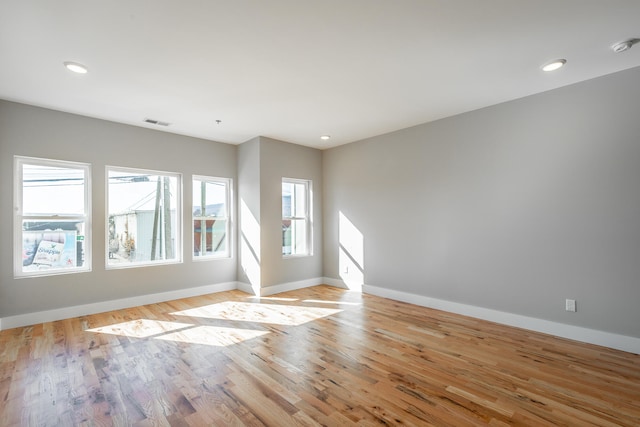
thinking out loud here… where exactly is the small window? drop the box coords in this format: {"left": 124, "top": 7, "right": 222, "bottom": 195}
{"left": 282, "top": 178, "right": 311, "bottom": 256}
{"left": 193, "top": 176, "right": 231, "bottom": 259}
{"left": 15, "top": 156, "right": 91, "bottom": 277}
{"left": 107, "top": 167, "right": 182, "bottom": 268}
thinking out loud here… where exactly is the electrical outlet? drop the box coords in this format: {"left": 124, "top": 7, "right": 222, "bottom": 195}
{"left": 565, "top": 299, "right": 577, "bottom": 312}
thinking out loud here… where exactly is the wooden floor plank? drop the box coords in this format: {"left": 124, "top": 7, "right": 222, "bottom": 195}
{"left": 1, "top": 285, "right": 639, "bottom": 426}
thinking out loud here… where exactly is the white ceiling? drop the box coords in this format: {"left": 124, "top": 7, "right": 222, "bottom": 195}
{"left": 1, "top": 1, "right": 639, "bottom": 149}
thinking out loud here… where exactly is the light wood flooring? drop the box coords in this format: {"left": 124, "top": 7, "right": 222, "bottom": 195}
{"left": 1, "top": 285, "right": 639, "bottom": 426}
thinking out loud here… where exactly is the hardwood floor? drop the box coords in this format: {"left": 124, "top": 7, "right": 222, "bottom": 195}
{"left": 1, "top": 285, "right": 639, "bottom": 426}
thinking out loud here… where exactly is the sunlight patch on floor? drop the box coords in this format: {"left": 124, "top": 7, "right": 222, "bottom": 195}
{"left": 86, "top": 318, "right": 269, "bottom": 347}
{"left": 171, "top": 301, "right": 342, "bottom": 326}
{"left": 157, "top": 325, "right": 269, "bottom": 347}
{"left": 87, "top": 319, "right": 192, "bottom": 338}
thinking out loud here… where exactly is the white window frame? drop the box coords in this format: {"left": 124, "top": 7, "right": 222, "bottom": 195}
{"left": 282, "top": 177, "right": 312, "bottom": 257}
{"left": 106, "top": 166, "right": 182, "bottom": 269}
{"left": 14, "top": 156, "right": 92, "bottom": 278}
{"left": 192, "top": 175, "right": 232, "bottom": 260}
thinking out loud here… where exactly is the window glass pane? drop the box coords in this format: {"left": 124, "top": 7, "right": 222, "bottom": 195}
{"left": 108, "top": 169, "right": 179, "bottom": 265}
{"left": 193, "top": 180, "right": 227, "bottom": 217}
{"left": 282, "top": 178, "right": 310, "bottom": 256}
{"left": 282, "top": 218, "right": 307, "bottom": 255}
{"left": 194, "top": 219, "right": 227, "bottom": 256}
{"left": 22, "top": 164, "right": 85, "bottom": 215}
{"left": 282, "top": 182, "right": 293, "bottom": 217}
{"left": 193, "top": 177, "right": 229, "bottom": 258}
{"left": 293, "top": 182, "right": 306, "bottom": 217}
{"left": 290, "top": 218, "right": 307, "bottom": 254}
{"left": 22, "top": 221, "right": 86, "bottom": 272}
{"left": 282, "top": 219, "right": 292, "bottom": 255}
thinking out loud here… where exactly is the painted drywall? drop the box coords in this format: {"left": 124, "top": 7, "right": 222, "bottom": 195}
{"left": 323, "top": 66, "right": 640, "bottom": 338}
{"left": 236, "top": 137, "right": 323, "bottom": 290}
{"left": 237, "top": 137, "right": 262, "bottom": 288}
{"left": 0, "top": 101, "right": 237, "bottom": 318}
{"left": 259, "top": 137, "right": 323, "bottom": 288}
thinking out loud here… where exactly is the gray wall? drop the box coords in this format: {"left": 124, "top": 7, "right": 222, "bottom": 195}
{"left": 0, "top": 101, "right": 237, "bottom": 317}
{"left": 323, "top": 66, "right": 640, "bottom": 338}
{"left": 259, "top": 137, "right": 323, "bottom": 287}
{"left": 237, "top": 137, "right": 262, "bottom": 287}
{"left": 236, "top": 136, "right": 323, "bottom": 289}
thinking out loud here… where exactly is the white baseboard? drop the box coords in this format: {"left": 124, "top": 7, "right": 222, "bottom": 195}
{"left": 0, "top": 281, "right": 238, "bottom": 331}
{"left": 0, "top": 278, "right": 329, "bottom": 330}
{"left": 363, "top": 284, "right": 640, "bottom": 355}
{"left": 322, "top": 276, "right": 356, "bottom": 291}
{"left": 6, "top": 278, "right": 635, "bottom": 355}
{"left": 236, "top": 281, "right": 258, "bottom": 296}
{"left": 261, "top": 277, "right": 326, "bottom": 296}
{"left": 238, "top": 277, "right": 327, "bottom": 297}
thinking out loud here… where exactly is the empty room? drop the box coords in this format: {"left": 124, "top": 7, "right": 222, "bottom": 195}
{"left": 1, "top": 1, "right": 640, "bottom": 426}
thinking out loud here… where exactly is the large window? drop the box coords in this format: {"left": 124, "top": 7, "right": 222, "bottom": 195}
{"left": 282, "top": 178, "right": 311, "bottom": 256}
{"left": 193, "top": 176, "right": 231, "bottom": 259}
{"left": 107, "top": 167, "right": 181, "bottom": 267}
{"left": 15, "top": 157, "right": 91, "bottom": 277}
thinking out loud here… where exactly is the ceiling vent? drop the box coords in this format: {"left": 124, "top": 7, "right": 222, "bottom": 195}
{"left": 144, "top": 118, "right": 171, "bottom": 126}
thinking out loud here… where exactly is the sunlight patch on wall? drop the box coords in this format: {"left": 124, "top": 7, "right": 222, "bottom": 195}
{"left": 240, "top": 198, "right": 261, "bottom": 291}
{"left": 339, "top": 211, "right": 364, "bottom": 291}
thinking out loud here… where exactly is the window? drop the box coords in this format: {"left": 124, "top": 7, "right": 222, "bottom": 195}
{"left": 107, "top": 167, "right": 181, "bottom": 267}
{"left": 282, "top": 178, "right": 311, "bottom": 256}
{"left": 15, "top": 157, "right": 91, "bottom": 277}
{"left": 193, "top": 176, "right": 231, "bottom": 259}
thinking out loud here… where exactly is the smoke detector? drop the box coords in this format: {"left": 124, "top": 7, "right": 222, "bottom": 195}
{"left": 611, "top": 39, "right": 638, "bottom": 53}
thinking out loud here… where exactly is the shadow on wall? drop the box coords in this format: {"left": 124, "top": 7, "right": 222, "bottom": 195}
{"left": 339, "top": 211, "right": 364, "bottom": 291}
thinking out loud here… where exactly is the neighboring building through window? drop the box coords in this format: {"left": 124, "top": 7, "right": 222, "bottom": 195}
{"left": 193, "top": 176, "right": 231, "bottom": 259}
{"left": 282, "top": 178, "right": 311, "bottom": 256}
{"left": 15, "top": 156, "right": 91, "bottom": 277}
{"left": 107, "top": 167, "right": 181, "bottom": 267}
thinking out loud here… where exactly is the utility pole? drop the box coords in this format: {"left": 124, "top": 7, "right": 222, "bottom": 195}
{"left": 201, "top": 180, "right": 206, "bottom": 255}
{"left": 163, "top": 177, "right": 173, "bottom": 258}
{"left": 150, "top": 177, "right": 161, "bottom": 260}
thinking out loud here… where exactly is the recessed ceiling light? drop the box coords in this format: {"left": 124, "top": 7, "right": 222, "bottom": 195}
{"left": 611, "top": 39, "right": 638, "bottom": 53}
{"left": 320, "top": 135, "right": 331, "bottom": 140}
{"left": 63, "top": 61, "right": 88, "bottom": 74}
{"left": 542, "top": 59, "right": 566, "bottom": 72}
